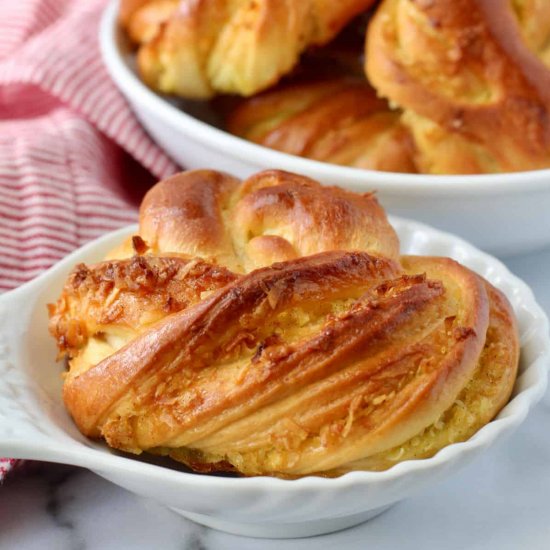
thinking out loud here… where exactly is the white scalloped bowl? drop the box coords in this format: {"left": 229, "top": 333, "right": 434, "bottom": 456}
{"left": 0, "top": 217, "right": 547, "bottom": 539}
{"left": 99, "top": 1, "right": 550, "bottom": 257}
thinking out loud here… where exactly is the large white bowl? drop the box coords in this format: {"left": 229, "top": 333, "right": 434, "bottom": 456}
{"left": 99, "top": 1, "right": 550, "bottom": 257}
{"left": 0, "top": 218, "right": 547, "bottom": 539}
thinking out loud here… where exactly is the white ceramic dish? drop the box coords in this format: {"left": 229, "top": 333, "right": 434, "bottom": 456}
{"left": 99, "top": 0, "right": 550, "bottom": 257}
{"left": 0, "top": 218, "right": 548, "bottom": 539}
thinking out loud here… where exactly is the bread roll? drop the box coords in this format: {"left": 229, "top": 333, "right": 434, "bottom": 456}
{"left": 120, "top": 0, "right": 377, "bottom": 98}
{"left": 366, "top": 0, "right": 550, "bottom": 173}
{"left": 108, "top": 169, "right": 401, "bottom": 270}
{"left": 227, "top": 79, "right": 417, "bottom": 173}
{"left": 48, "top": 170, "right": 519, "bottom": 476}
{"left": 50, "top": 168, "right": 400, "bottom": 425}
{"left": 59, "top": 251, "right": 518, "bottom": 476}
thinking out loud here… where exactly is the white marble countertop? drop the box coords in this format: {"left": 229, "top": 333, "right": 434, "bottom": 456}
{"left": 2, "top": 247, "right": 550, "bottom": 550}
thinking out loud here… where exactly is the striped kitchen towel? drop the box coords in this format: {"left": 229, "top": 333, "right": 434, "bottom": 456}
{"left": 0, "top": 0, "right": 178, "bottom": 479}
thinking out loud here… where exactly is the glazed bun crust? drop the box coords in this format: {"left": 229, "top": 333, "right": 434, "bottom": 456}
{"left": 48, "top": 169, "right": 520, "bottom": 477}
{"left": 366, "top": 0, "right": 550, "bottom": 174}
{"left": 121, "top": 1, "right": 550, "bottom": 174}
{"left": 48, "top": 255, "right": 238, "bottom": 378}
{"left": 108, "top": 169, "right": 400, "bottom": 271}
{"left": 121, "top": 0, "right": 377, "bottom": 98}
{"left": 227, "top": 79, "right": 417, "bottom": 173}
{"left": 343, "top": 257, "right": 519, "bottom": 472}
{"left": 61, "top": 251, "right": 513, "bottom": 477}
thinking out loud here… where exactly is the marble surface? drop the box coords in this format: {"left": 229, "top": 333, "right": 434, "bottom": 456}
{"left": 2, "top": 247, "right": 550, "bottom": 549}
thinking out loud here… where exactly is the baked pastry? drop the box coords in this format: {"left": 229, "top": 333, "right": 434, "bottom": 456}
{"left": 120, "top": 0, "right": 377, "bottom": 98}
{"left": 106, "top": 168, "right": 400, "bottom": 269}
{"left": 50, "top": 168, "right": 399, "bottom": 400}
{"left": 337, "top": 257, "right": 519, "bottom": 472}
{"left": 226, "top": 78, "right": 417, "bottom": 173}
{"left": 366, "top": 0, "right": 550, "bottom": 174}
{"left": 48, "top": 255, "right": 238, "bottom": 375}
{"left": 55, "top": 251, "right": 518, "bottom": 477}
{"left": 121, "top": 1, "right": 550, "bottom": 174}
{"left": 120, "top": 0, "right": 178, "bottom": 44}
{"left": 48, "top": 169, "right": 519, "bottom": 477}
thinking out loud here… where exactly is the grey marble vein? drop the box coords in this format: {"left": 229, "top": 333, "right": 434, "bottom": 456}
{"left": 43, "top": 466, "right": 86, "bottom": 550}
{"left": 182, "top": 529, "right": 209, "bottom": 550}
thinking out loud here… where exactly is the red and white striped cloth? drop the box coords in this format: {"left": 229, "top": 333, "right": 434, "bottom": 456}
{"left": 0, "top": 0, "right": 179, "bottom": 480}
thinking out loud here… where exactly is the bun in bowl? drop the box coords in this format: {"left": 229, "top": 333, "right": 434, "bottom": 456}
{"left": 48, "top": 169, "right": 519, "bottom": 477}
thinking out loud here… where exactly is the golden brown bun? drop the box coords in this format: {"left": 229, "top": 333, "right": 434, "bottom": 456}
{"left": 48, "top": 170, "right": 519, "bottom": 477}
{"left": 226, "top": 79, "right": 417, "bottom": 173}
{"left": 120, "top": 0, "right": 377, "bottom": 98}
{"left": 339, "top": 258, "right": 519, "bottom": 472}
{"left": 366, "top": 0, "right": 550, "bottom": 174}
{"left": 48, "top": 254, "right": 238, "bottom": 378}
{"left": 107, "top": 169, "right": 401, "bottom": 270}
{"left": 58, "top": 251, "right": 519, "bottom": 477}
{"left": 119, "top": 0, "right": 178, "bottom": 44}
{"left": 49, "top": 168, "right": 399, "bottom": 448}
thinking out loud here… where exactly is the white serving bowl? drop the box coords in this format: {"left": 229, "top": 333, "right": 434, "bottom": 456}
{"left": 0, "top": 218, "right": 547, "bottom": 539}
{"left": 99, "top": 0, "right": 550, "bottom": 257}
